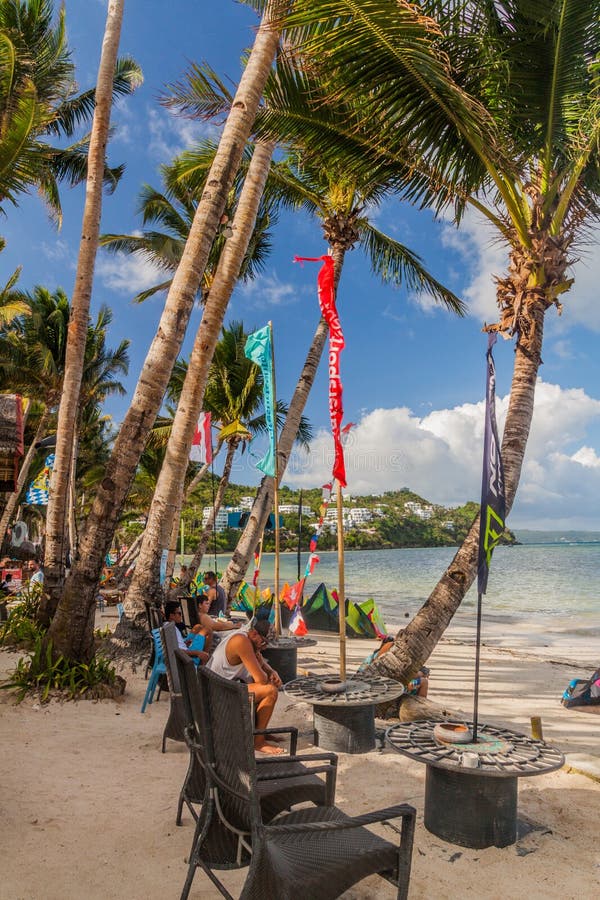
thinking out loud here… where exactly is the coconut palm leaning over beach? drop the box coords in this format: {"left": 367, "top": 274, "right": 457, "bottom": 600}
{"left": 46, "top": 0, "right": 293, "bottom": 664}
{"left": 278, "top": 0, "right": 600, "bottom": 688}
{"left": 216, "top": 49, "right": 470, "bottom": 599}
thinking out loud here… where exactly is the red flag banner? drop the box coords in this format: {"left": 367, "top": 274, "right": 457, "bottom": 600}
{"left": 294, "top": 255, "right": 346, "bottom": 486}
{"left": 190, "top": 412, "right": 212, "bottom": 465}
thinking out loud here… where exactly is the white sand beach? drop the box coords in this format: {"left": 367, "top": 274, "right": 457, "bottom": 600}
{"left": 1, "top": 615, "right": 599, "bottom": 900}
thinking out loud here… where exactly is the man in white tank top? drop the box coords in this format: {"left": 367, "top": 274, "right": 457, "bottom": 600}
{"left": 206, "top": 618, "right": 284, "bottom": 754}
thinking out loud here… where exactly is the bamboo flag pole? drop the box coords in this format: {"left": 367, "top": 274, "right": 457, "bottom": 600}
{"left": 336, "top": 480, "right": 346, "bottom": 680}
{"left": 269, "top": 321, "right": 282, "bottom": 636}
{"left": 253, "top": 535, "right": 264, "bottom": 613}
{"left": 297, "top": 488, "right": 303, "bottom": 583}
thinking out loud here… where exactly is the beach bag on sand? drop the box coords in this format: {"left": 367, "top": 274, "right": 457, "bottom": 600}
{"left": 561, "top": 668, "right": 600, "bottom": 708}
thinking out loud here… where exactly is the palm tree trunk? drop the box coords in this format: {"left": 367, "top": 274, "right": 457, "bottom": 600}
{"left": 67, "top": 431, "right": 79, "bottom": 560}
{"left": 109, "top": 531, "right": 144, "bottom": 584}
{"left": 178, "top": 440, "right": 238, "bottom": 594}
{"left": 0, "top": 408, "right": 50, "bottom": 544}
{"left": 221, "top": 244, "right": 347, "bottom": 599}
{"left": 125, "top": 139, "right": 277, "bottom": 612}
{"left": 165, "top": 487, "right": 185, "bottom": 586}
{"left": 370, "top": 296, "right": 546, "bottom": 686}
{"left": 49, "top": 1, "right": 291, "bottom": 663}
{"left": 43, "top": 0, "right": 126, "bottom": 607}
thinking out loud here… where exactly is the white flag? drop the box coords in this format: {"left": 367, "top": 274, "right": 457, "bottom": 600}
{"left": 190, "top": 412, "right": 212, "bottom": 465}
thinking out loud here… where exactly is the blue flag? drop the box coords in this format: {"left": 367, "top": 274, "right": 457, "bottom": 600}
{"left": 244, "top": 325, "right": 276, "bottom": 477}
{"left": 477, "top": 334, "right": 506, "bottom": 595}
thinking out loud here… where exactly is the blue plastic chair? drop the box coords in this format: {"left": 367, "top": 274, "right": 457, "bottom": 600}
{"left": 116, "top": 602, "right": 125, "bottom": 621}
{"left": 141, "top": 628, "right": 166, "bottom": 713}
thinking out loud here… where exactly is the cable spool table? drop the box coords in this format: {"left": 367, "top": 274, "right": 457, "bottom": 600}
{"left": 386, "top": 720, "right": 565, "bottom": 848}
{"left": 261, "top": 636, "right": 317, "bottom": 683}
{"left": 285, "top": 674, "right": 405, "bottom": 754}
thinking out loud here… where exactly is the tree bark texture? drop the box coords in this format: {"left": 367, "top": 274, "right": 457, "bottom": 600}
{"left": 125, "top": 139, "right": 277, "bottom": 612}
{"left": 179, "top": 439, "right": 238, "bottom": 592}
{"left": 49, "top": 2, "right": 290, "bottom": 662}
{"left": 43, "top": 0, "right": 125, "bottom": 602}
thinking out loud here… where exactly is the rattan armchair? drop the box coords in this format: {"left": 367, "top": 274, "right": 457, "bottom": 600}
{"left": 178, "top": 661, "right": 415, "bottom": 900}
{"left": 174, "top": 651, "right": 338, "bottom": 850}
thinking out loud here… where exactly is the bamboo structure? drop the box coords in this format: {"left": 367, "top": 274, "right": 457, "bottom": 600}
{"left": 336, "top": 481, "right": 346, "bottom": 680}
{"left": 269, "top": 321, "right": 281, "bottom": 635}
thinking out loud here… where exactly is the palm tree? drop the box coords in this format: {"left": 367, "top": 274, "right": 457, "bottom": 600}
{"left": 99, "top": 143, "right": 274, "bottom": 304}
{"left": 101, "top": 136, "right": 281, "bottom": 615}
{"left": 216, "top": 94, "right": 466, "bottom": 598}
{"left": 43, "top": 0, "right": 131, "bottom": 602}
{"left": 0, "top": 0, "right": 141, "bottom": 222}
{"left": 174, "top": 322, "right": 312, "bottom": 596}
{"left": 157, "top": 48, "right": 468, "bottom": 601}
{"left": 275, "top": 1, "right": 600, "bottom": 685}
{"left": 0, "top": 289, "right": 128, "bottom": 549}
{"left": 48, "top": 0, "right": 294, "bottom": 664}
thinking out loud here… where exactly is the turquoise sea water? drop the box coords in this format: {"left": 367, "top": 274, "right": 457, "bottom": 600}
{"left": 203, "top": 543, "right": 600, "bottom": 636}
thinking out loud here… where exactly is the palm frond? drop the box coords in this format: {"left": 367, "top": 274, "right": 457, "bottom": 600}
{"left": 358, "top": 220, "right": 465, "bottom": 313}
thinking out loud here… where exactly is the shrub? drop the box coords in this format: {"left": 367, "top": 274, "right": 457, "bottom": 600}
{"left": 0, "top": 583, "right": 44, "bottom": 649}
{"left": 1, "top": 636, "right": 118, "bottom": 702}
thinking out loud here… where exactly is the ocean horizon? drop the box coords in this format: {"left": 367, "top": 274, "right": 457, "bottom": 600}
{"left": 188, "top": 543, "right": 599, "bottom": 665}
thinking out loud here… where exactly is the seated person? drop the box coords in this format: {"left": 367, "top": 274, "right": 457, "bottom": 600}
{"left": 204, "top": 571, "right": 227, "bottom": 617}
{"left": 360, "top": 635, "right": 430, "bottom": 697}
{"left": 206, "top": 618, "right": 283, "bottom": 754}
{"left": 192, "top": 595, "right": 241, "bottom": 645}
{"left": 164, "top": 601, "right": 209, "bottom": 664}
{"left": 0, "top": 572, "right": 15, "bottom": 596}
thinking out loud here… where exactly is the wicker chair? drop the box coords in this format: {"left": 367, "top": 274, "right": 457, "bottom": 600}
{"left": 174, "top": 650, "right": 338, "bottom": 846}
{"left": 158, "top": 622, "right": 191, "bottom": 753}
{"left": 178, "top": 662, "right": 415, "bottom": 900}
{"left": 184, "top": 595, "right": 200, "bottom": 629}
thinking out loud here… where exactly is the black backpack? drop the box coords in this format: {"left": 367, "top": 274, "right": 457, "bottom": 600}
{"left": 561, "top": 668, "right": 600, "bottom": 708}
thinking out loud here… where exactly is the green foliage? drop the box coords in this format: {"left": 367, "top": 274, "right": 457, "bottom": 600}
{"left": 1, "top": 636, "right": 117, "bottom": 703}
{"left": 0, "top": 583, "right": 44, "bottom": 648}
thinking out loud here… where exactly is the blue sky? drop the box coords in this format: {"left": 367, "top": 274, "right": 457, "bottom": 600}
{"left": 3, "top": 0, "right": 600, "bottom": 530}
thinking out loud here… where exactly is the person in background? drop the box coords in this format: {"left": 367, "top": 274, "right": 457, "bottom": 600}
{"left": 359, "top": 635, "right": 430, "bottom": 697}
{"left": 27, "top": 560, "right": 44, "bottom": 586}
{"left": 0, "top": 572, "right": 13, "bottom": 595}
{"left": 193, "top": 595, "right": 240, "bottom": 646}
{"left": 204, "top": 571, "right": 227, "bottom": 617}
{"left": 164, "top": 600, "right": 209, "bottom": 663}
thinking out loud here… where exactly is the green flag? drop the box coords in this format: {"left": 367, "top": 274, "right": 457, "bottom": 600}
{"left": 244, "top": 325, "right": 276, "bottom": 477}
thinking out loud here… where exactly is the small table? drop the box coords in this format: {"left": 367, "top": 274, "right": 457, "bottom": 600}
{"left": 285, "top": 674, "right": 405, "bottom": 754}
{"left": 386, "top": 720, "right": 564, "bottom": 848}
{"left": 262, "top": 636, "right": 317, "bottom": 683}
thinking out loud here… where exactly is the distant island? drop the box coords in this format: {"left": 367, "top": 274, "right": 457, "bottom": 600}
{"left": 123, "top": 481, "right": 517, "bottom": 554}
{"left": 513, "top": 529, "right": 600, "bottom": 545}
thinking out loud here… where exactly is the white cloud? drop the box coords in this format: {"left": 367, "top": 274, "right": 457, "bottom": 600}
{"left": 439, "top": 209, "right": 508, "bottom": 322}
{"left": 41, "top": 239, "right": 73, "bottom": 263}
{"left": 96, "top": 251, "right": 166, "bottom": 296}
{"left": 442, "top": 211, "right": 600, "bottom": 332}
{"left": 147, "top": 107, "right": 221, "bottom": 162}
{"left": 284, "top": 380, "right": 600, "bottom": 529}
{"left": 238, "top": 273, "right": 300, "bottom": 308}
